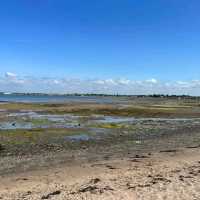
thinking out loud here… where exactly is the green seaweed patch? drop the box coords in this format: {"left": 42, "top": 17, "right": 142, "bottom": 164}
{"left": 26, "top": 118, "right": 52, "bottom": 126}
{"left": 0, "top": 127, "right": 89, "bottom": 146}
{"left": 92, "top": 123, "right": 128, "bottom": 129}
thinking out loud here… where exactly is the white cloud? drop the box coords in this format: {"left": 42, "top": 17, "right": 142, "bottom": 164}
{"left": 146, "top": 78, "right": 158, "bottom": 84}
{"left": 176, "top": 81, "right": 187, "bottom": 85}
{"left": 1, "top": 74, "right": 200, "bottom": 95}
{"left": 5, "top": 72, "right": 17, "bottom": 79}
{"left": 104, "top": 79, "right": 118, "bottom": 85}
{"left": 95, "top": 80, "right": 105, "bottom": 85}
{"left": 118, "top": 78, "right": 131, "bottom": 85}
{"left": 53, "top": 80, "right": 60, "bottom": 84}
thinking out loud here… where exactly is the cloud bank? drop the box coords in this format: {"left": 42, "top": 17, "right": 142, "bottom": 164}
{"left": 1, "top": 72, "right": 200, "bottom": 96}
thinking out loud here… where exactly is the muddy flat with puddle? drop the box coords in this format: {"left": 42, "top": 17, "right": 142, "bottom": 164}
{"left": 1, "top": 96, "right": 200, "bottom": 176}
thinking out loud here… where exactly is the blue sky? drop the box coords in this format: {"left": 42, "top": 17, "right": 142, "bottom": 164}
{"left": 1, "top": 0, "right": 200, "bottom": 94}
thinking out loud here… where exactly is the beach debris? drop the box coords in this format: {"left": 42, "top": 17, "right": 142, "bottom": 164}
{"left": 78, "top": 178, "right": 101, "bottom": 194}
{"left": 186, "top": 145, "right": 200, "bottom": 149}
{"left": 89, "top": 178, "right": 101, "bottom": 184}
{"left": 106, "top": 165, "right": 117, "bottom": 170}
{"left": 16, "top": 178, "right": 28, "bottom": 181}
{"left": 160, "top": 149, "right": 177, "bottom": 153}
{"left": 127, "top": 183, "right": 151, "bottom": 190}
{"left": 77, "top": 178, "right": 113, "bottom": 194}
{"left": 130, "top": 159, "right": 141, "bottom": 162}
{"left": 179, "top": 175, "right": 193, "bottom": 181}
{"left": 0, "top": 144, "right": 4, "bottom": 151}
{"left": 127, "top": 174, "right": 171, "bottom": 190}
{"left": 78, "top": 185, "right": 99, "bottom": 193}
{"left": 132, "top": 154, "right": 149, "bottom": 159}
{"left": 41, "top": 190, "right": 61, "bottom": 199}
{"left": 78, "top": 185, "right": 114, "bottom": 194}
{"left": 36, "top": 144, "right": 63, "bottom": 152}
{"left": 150, "top": 176, "right": 171, "bottom": 184}
{"left": 129, "top": 154, "right": 149, "bottom": 162}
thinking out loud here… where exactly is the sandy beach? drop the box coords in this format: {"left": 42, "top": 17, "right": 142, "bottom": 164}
{"left": 0, "top": 147, "right": 200, "bottom": 200}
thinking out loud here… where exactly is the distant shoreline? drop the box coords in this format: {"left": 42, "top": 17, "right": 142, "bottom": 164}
{"left": 0, "top": 92, "right": 199, "bottom": 98}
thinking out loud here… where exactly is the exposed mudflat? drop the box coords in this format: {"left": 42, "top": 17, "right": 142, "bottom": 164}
{"left": 1, "top": 96, "right": 200, "bottom": 199}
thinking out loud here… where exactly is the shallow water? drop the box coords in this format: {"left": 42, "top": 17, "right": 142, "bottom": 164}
{"left": 0, "top": 122, "right": 33, "bottom": 130}
{"left": 96, "top": 116, "right": 135, "bottom": 123}
{"left": 8, "top": 112, "right": 80, "bottom": 122}
{"left": 2, "top": 110, "right": 200, "bottom": 131}
{"left": 0, "top": 94, "right": 121, "bottom": 103}
{"left": 135, "top": 117, "right": 200, "bottom": 121}
{"left": 4, "top": 112, "right": 81, "bottom": 129}
{"left": 64, "top": 134, "right": 91, "bottom": 141}
{"left": 93, "top": 116, "right": 200, "bottom": 124}
{"left": 8, "top": 111, "right": 37, "bottom": 117}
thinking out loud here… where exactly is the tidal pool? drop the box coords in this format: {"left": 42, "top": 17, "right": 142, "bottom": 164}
{"left": 95, "top": 116, "right": 135, "bottom": 123}
{"left": 2, "top": 110, "right": 200, "bottom": 133}
{"left": 0, "top": 122, "right": 33, "bottom": 130}
{"left": 64, "top": 134, "right": 91, "bottom": 141}
{"left": 3, "top": 112, "right": 82, "bottom": 130}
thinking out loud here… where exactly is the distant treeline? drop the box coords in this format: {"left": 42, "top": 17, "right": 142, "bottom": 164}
{"left": 0, "top": 92, "right": 199, "bottom": 99}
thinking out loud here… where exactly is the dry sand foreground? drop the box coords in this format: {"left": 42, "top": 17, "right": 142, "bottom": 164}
{"left": 1, "top": 147, "right": 200, "bottom": 200}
